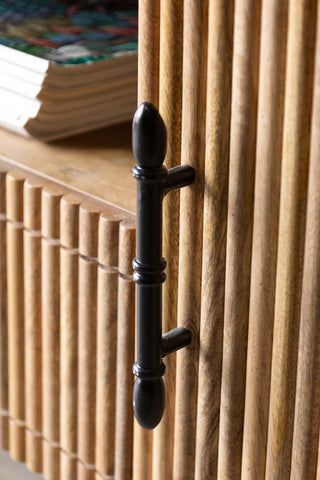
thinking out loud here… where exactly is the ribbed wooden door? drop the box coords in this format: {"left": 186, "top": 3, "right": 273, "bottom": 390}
{"left": 0, "top": 160, "right": 136, "bottom": 480}
{"left": 137, "top": 1, "right": 320, "bottom": 480}
{"left": 0, "top": 1, "right": 320, "bottom": 480}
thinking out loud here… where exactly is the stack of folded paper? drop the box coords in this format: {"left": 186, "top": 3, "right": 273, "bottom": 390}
{"left": 0, "top": 0, "right": 138, "bottom": 141}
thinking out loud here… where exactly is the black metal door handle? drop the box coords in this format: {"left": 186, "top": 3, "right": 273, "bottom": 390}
{"left": 132, "top": 102, "right": 195, "bottom": 429}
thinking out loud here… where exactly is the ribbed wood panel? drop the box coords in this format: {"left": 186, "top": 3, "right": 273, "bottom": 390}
{"left": 95, "top": 214, "right": 121, "bottom": 479}
{"left": 0, "top": 2, "right": 320, "bottom": 479}
{"left": 173, "top": 1, "right": 208, "bottom": 478}
{"left": 241, "top": 1, "right": 288, "bottom": 478}
{"left": 137, "top": 0, "right": 160, "bottom": 107}
{"left": 77, "top": 201, "right": 100, "bottom": 480}
{"left": 6, "top": 171, "right": 26, "bottom": 463}
{"left": 290, "top": 6, "right": 320, "bottom": 477}
{"left": 0, "top": 169, "right": 8, "bottom": 451}
{"left": 114, "top": 220, "right": 136, "bottom": 480}
{"left": 195, "top": 1, "right": 233, "bottom": 478}
{"left": 265, "top": 1, "right": 317, "bottom": 478}
{"left": 0, "top": 160, "right": 135, "bottom": 480}
{"left": 153, "top": 1, "right": 184, "bottom": 479}
{"left": 218, "top": 1, "right": 261, "bottom": 478}
{"left": 60, "top": 193, "right": 81, "bottom": 480}
{"left": 24, "top": 178, "right": 43, "bottom": 473}
{"left": 42, "top": 184, "right": 66, "bottom": 480}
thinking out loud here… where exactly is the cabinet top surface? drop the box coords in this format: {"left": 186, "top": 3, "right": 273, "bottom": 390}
{"left": 0, "top": 122, "right": 136, "bottom": 213}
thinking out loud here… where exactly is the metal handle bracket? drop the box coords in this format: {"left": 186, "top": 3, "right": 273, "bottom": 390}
{"left": 132, "top": 102, "right": 194, "bottom": 430}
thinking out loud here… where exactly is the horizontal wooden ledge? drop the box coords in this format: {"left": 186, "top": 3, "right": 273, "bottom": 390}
{"left": 0, "top": 121, "right": 136, "bottom": 214}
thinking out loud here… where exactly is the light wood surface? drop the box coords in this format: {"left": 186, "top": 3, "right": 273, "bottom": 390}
{"left": 95, "top": 215, "right": 121, "bottom": 478}
{"left": 265, "top": 1, "right": 317, "bottom": 478}
{"left": 95, "top": 268, "right": 118, "bottom": 479}
{"left": 0, "top": 169, "right": 8, "bottom": 451}
{"left": 77, "top": 258, "right": 97, "bottom": 480}
{"left": 114, "top": 221, "right": 135, "bottom": 480}
{"left": 0, "top": 123, "right": 136, "bottom": 213}
{"left": 114, "top": 274, "right": 135, "bottom": 480}
{"left": 153, "top": 1, "right": 184, "bottom": 478}
{"left": 60, "top": 246, "right": 79, "bottom": 480}
{"left": 60, "top": 193, "right": 82, "bottom": 480}
{"left": 174, "top": 2, "right": 208, "bottom": 479}
{"left": 138, "top": 0, "right": 160, "bottom": 107}
{"left": 133, "top": 420, "right": 153, "bottom": 480}
{"left": 60, "top": 192, "right": 83, "bottom": 249}
{"left": 1, "top": 4, "right": 319, "bottom": 480}
{"left": 42, "top": 184, "right": 66, "bottom": 480}
{"left": 218, "top": 0, "right": 261, "bottom": 478}
{"left": 194, "top": 1, "right": 233, "bottom": 478}
{"left": 97, "top": 213, "right": 122, "bottom": 267}
{"left": 24, "top": 178, "right": 43, "bottom": 473}
{"left": 241, "top": 1, "right": 288, "bottom": 479}
{"left": 290, "top": 7, "right": 320, "bottom": 477}
{"left": 6, "top": 171, "right": 26, "bottom": 462}
{"left": 0, "top": 131, "right": 136, "bottom": 478}
{"left": 77, "top": 201, "right": 100, "bottom": 480}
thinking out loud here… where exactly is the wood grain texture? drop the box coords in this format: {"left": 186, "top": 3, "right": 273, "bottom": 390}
{"left": 60, "top": 192, "right": 83, "bottom": 249}
{"left": 194, "top": 1, "right": 233, "bottom": 479}
{"left": 6, "top": 171, "right": 26, "bottom": 462}
{"left": 77, "top": 201, "right": 100, "bottom": 480}
{"left": 0, "top": 170, "right": 8, "bottom": 450}
{"left": 114, "top": 220, "right": 135, "bottom": 480}
{"left": 241, "top": 1, "right": 288, "bottom": 479}
{"left": 0, "top": 156, "right": 137, "bottom": 477}
{"left": 218, "top": 0, "right": 261, "bottom": 478}
{"left": 95, "top": 215, "right": 121, "bottom": 479}
{"left": 290, "top": 8, "right": 320, "bottom": 477}
{"left": 153, "top": 1, "right": 184, "bottom": 478}
{"left": 265, "top": 1, "right": 317, "bottom": 478}
{"left": 0, "top": 122, "right": 136, "bottom": 213}
{"left": 42, "top": 184, "right": 65, "bottom": 480}
{"left": 137, "top": 0, "right": 160, "bottom": 107}
{"left": 97, "top": 213, "right": 122, "bottom": 267}
{"left": 23, "top": 178, "right": 43, "bottom": 473}
{"left": 60, "top": 193, "right": 81, "bottom": 480}
{"left": 95, "top": 268, "right": 118, "bottom": 479}
{"left": 173, "top": 1, "right": 208, "bottom": 479}
{"left": 133, "top": 420, "right": 153, "bottom": 480}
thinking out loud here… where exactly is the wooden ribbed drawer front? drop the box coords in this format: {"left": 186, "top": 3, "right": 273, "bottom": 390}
{"left": 0, "top": 159, "right": 136, "bottom": 480}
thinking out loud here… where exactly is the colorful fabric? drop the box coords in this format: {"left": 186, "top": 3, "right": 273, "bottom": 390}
{"left": 0, "top": 0, "right": 138, "bottom": 65}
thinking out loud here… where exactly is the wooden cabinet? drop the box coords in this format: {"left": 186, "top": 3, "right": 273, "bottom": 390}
{"left": 0, "top": 124, "right": 137, "bottom": 480}
{"left": 137, "top": 1, "right": 320, "bottom": 480}
{"left": 1, "top": 1, "right": 320, "bottom": 480}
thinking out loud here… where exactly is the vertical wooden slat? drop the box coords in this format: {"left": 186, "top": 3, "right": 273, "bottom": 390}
{"left": 114, "top": 220, "right": 135, "bottom": 480}
{"left": 173, "top": 1, "right": 208, "bottom": 479}
{"left": 77, "top": 201, "right": 100, "bottom": 480}
{"left": 24, "top": 178, "right": 43, "bottom": 473}
{"left": 241, "top": 1, "right": 288, "bottom": 479}
{"left": 95, "top": 213, "right": 122, "bottom": 479}
{"left": 6, "top": 171, "right": 26, "bottom": 462}
{"left": 218, "top": 0, "right": 261, "bottom": 478}
{"left": 137, "top": 0, "right": 160, "bottom": 107}
{"left": 194, "top": 1, "right": 233, "bottom": 478}
{"left": 290, "top": 6, "right": 320, "bottom": 477}
{"left": 60, "top": 193, "right": 81, "bottom": 480}
{"left": 0, "top": 170, "right": 8, "bottom": 450}
{"left": 42, "top": 184, "right": 65, "bottom": 480}
{"left": 265, "top": 1, "right": 317, "bottom": 478}
{"left": 152, "top": 2, "right": 184, "bottom": 479}
{"left": 133, "top": 420, "right": 153, "bottom": 480}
